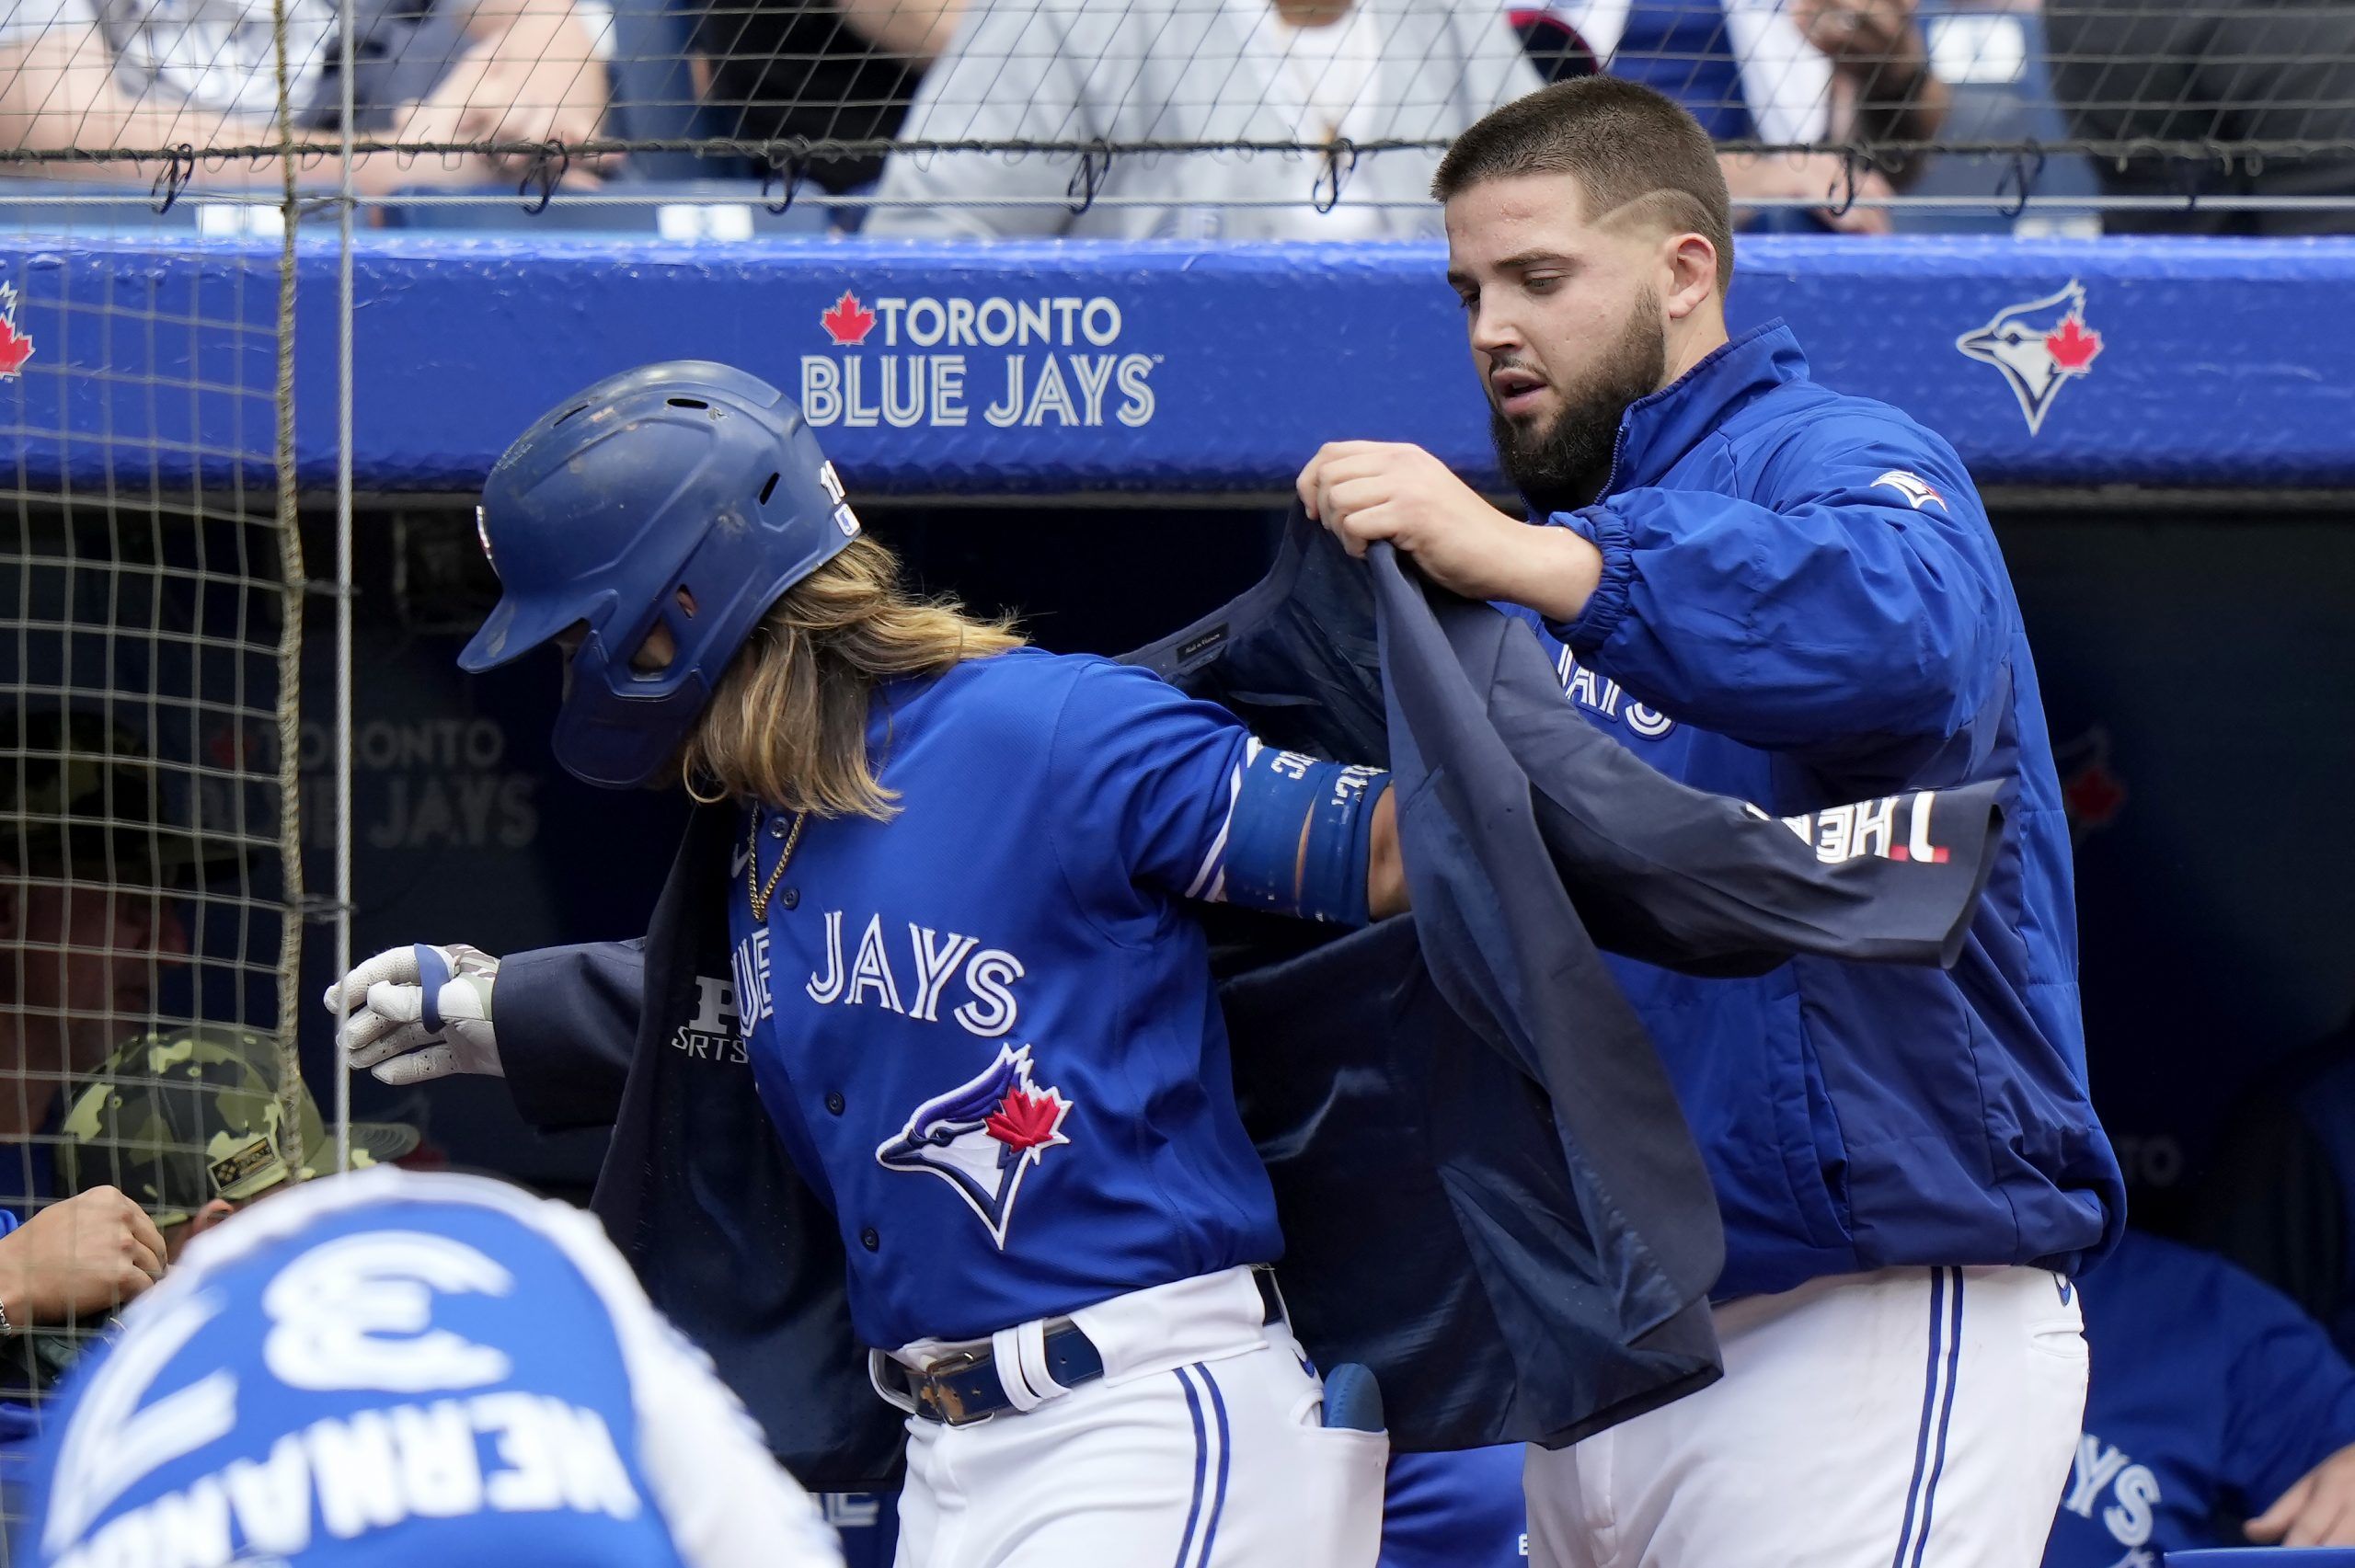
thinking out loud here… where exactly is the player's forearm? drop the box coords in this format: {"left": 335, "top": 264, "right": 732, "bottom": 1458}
{"left": 836, "top": 0, "right": 964, "bottom": 63}
{"left": 0, "top": 43, "right": 254, "bottom": 164}
{"left": 1499, "top": 519, "right": 1607, "bottom": 625}
{"left": 1365, "top": 789, "right": 1407, "bottom": 920}
{"left": 1836, "top": 52, "right": 1950, "bottom": 189}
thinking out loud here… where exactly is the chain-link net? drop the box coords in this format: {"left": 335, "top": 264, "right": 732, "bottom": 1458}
{"left": 0, "top": 0, "right": 322, "bottom": 1516}
{"left": 0, "top": 0, "right": 2347, "bottom": 231}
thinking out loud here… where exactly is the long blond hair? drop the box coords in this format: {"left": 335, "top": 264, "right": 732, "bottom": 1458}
{"left": 678, "top": 536, "right": 1024, "bottom": 820}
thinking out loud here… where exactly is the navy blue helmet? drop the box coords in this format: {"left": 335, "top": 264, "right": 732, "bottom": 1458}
{"left": 460, "top": 361, "right": 861, "bottom": 789}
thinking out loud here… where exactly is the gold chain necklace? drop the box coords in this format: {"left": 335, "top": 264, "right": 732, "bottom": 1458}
{"left": 747, "top": 807, "right": 809, "bottom": 921}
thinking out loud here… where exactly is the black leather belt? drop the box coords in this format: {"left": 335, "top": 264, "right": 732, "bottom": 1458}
{"left": 886, "top": 1269, "right": 1287, "bottom": 1427}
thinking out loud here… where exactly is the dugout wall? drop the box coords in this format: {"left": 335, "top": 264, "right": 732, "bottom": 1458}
{"left": 4, "top": 232, "right": 2349, "bottom": 1220}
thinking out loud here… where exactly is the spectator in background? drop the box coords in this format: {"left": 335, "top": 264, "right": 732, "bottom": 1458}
{"left": 864, "top": 0, "right": 1543, "bottom": 240}
{"left": 2188, "top": 1011, "right": 2355, "bottom": 1355}
{"left": 694, "top": 0, "right": 963, "bottom": 193}
{"left": 1534, "top": 0, "right": 1949, "bottom": 233}
{"left": 0, "top": 711, "right": 253, "bottom": 1422}
{"left": 2047, "top": 1229, "right": 2355, "bottom": 1564}
{"left": 0, "top": 0, "right": 611, "bottom": 189}
{"left": 2045, "top": 0, "right": 2355, "bottom": 235}
{"left": 0, "top": 712, "right": 199, "bottom": 1196}
{"left": 0, "top": 711, "right": 228, "bottom": 1475}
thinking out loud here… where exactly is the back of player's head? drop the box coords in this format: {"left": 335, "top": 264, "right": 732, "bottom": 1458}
{"left": 23, "top": 1166, "right": 844, "bottom": 1568}
{"left": 459, "top": 362, "right": 864, "bottom": 791}
{"left": 1433, "top": 77, "right": 1735, "bottom": 295}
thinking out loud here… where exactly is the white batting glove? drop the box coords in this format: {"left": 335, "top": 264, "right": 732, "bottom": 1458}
{"left": 323, "top": 943, "right": 503, "bottom": 1085}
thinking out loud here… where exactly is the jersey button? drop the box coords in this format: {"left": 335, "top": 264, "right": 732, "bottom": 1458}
{"left": 768, "top": 818, "right": 790, "bottom": 840}
{"left": 860, "top": 1227, "right": 880, "bottom": 1252}
{"left": 780, "top": 887, "right": 800, "bottom": 910}
{"left": 826, "top": 1091, "right": 845, "bottom": 1116}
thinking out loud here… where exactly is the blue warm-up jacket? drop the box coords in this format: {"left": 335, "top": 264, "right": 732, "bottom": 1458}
{"left": 1507, "top": 321, "right": 2124, "bottom": 1299}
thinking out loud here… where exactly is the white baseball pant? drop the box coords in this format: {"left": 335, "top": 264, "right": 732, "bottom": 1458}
{"left": 1524, "top": 1265, "right": 2086, "bottom": 1568}
{"left": 885, "top": 1266, "right": 1389, "bottom": 1568}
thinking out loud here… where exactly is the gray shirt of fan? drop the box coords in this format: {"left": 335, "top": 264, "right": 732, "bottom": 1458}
{"left": 0, "top": 0, "right": 335, "bottom": 122}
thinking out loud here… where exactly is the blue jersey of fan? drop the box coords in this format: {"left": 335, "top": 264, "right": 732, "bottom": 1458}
{"left": 727, "top": 646, "right": 1284, "bottom": 1350}
{"left": 20, "top": 1180, "right": 695, "bottom": 1568}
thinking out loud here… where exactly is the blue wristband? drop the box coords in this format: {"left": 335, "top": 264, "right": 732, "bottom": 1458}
{"left": 1222, "top": 743, "right": 1391, "bottom": 926}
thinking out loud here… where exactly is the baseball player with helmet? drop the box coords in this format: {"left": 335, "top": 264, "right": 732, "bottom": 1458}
{"left": 1296, "top": 76, "right": 2122, "bottom": 1568}
{"left": 327, "top": 361, "right": 1406, "bottom": 1567}
{"left": 16, "top": 1165, "right": 844, "bottom": 1567}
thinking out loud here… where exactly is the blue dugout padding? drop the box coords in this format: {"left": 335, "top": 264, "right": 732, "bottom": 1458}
{"left": 0, "top": 233, "right": 2348, "bottom": 493}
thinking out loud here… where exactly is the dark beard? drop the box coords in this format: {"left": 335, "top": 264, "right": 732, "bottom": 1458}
{"left": 1489, "top": 299, "right": 1668, "bottom": 515}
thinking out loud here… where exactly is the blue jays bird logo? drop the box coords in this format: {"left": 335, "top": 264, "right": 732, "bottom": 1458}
{"left": 1955, "top": 281, "right": 2104, "bottom": 436}
{"left": 1870, "top": 471, "right": 1948, "bottom": 511}
{"left": 875, "top": 1046, "right": 1074, "bottom": 1247}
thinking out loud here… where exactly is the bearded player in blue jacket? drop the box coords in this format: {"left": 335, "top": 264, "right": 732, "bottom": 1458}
{"left": 1299, "top": 76, "right": 2122, "bottom": 1568}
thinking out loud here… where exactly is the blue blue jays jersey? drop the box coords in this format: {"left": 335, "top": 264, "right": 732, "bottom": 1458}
{"left": 18, "top": 1170, "right": 839, "bottom": 1568}
{"left": 727, "top": 647, "right": 1282, "bottom": 1349}
{"left": 2044, "top": 1230, "right": 2355, "bottom": 1568}
{"left": 1378, "top": 1448, "right": 1527, "bottom": 1568}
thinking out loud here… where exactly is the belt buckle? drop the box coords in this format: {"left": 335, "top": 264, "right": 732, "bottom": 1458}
{"left": 913, "top": 1346, "right": 990, "bottom": 1427}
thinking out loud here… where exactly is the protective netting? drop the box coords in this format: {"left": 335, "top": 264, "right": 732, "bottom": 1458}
{"left": 0, "top": 0, "right": 2347, "bottom": 226}
{"left": 0, "top": 3, "right": 317, "bottom": 1508}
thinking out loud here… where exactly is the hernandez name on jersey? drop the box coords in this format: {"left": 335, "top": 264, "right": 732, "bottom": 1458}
{"left": 726, "top": 646, "right": 1291, "bottom": 1350}
{"left": 19, "top": 1170, "right": 840, "bottom": 1568}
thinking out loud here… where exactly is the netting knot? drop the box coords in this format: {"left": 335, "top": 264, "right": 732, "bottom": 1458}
{"left": 1996, "top": 145, "right": 2047, "bottom": 220}
{"left": 1824, "top": 147, "right": 1860, "bottom": 220}
{"left": 761, "top": 147, "right": 811, "bottom": 216}
{"left": 1313, "top": 139, "right": 1358, "bottom": 214}
{"left": 149, "top": 143, "right": 196, "bottom": 215}
{"left": 517, "top": 147, "right": 569, "bottom": 215}
{"left": 1066, "top": 141, "right": 1113, "bottom": 215}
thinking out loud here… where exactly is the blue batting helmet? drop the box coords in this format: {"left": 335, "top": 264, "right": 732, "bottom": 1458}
{"left": 458, "top": 361, "right": 862, "bottom": 789}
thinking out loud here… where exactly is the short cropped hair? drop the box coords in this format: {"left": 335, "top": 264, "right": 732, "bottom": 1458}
{"left": 1433, "top": 77, "right": 1736, "bottom": 293}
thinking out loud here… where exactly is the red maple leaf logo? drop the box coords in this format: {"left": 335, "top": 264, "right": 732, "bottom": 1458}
{"left": 821, "top": 290, "right": 876, "bottom": 348}
{"left": 0, "top": 316, "right": 34, "bottom": 379}
{"left": 2062, "top": 759, "right": 2127, "bottom": 829}
{"left": 984, "top": 1085, "right": 1069, "bottom": 1152}
{"left": 2044, "top": 315, "right": 2102, "bottom": 373}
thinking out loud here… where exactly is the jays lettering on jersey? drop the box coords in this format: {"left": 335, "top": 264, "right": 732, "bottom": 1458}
{"left": 485, "top": 501, "right": 2024, "bottom": 1478}
{"left": 725, "top": 646, "right": 1283, "bottom": 1350}
{"left": 2044, "top": 1231, "right": 2355, "bottom": 1568}
{"left": 1502, "top": 320, "right": 2120, "bottom": 1299}
{"left": 22, "top": 1173, "right": 717, "bottom": 1568}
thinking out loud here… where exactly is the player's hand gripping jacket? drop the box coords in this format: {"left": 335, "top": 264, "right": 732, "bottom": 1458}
{"left": 483, "top": 508, "right": 2016, "bottom": 1484}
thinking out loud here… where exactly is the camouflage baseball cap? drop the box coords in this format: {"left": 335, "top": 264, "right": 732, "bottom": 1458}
{"left": 0, "top": 709, "right": 247, "bottom": 889}
{"left": 54, "top": 1025, "right": 420, "bottom": 1226}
